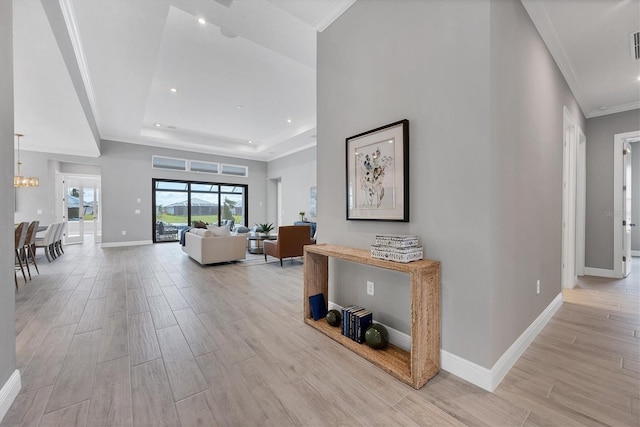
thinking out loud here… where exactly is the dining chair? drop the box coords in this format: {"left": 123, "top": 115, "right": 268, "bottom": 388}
{"left": 35, "top": 223, "right": 57, "bottom": 262}
{"left": 54, "top": 222, "right": 66, "bottom": 256}
{"left": 23, "top": 221, "right": 40, "bottom": 276}
{"left": 14, "top": 222, "right": 29, "bottom": 286}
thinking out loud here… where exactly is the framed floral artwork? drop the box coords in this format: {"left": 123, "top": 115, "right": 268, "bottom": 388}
{"left": 346, "top": 119, "right": 409, "bottom": 221}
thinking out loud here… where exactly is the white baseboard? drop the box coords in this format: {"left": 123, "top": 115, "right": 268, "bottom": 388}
{"left": 330, "top": 293, "right": 563, "bottom": 392}
{"left": 487, "top": 292, "right": 563, "bottom": 390}
{"left": 101, "top": 240, "right": 153, "bottom": 248}
{"left": 441, "top": 292, "right": 562, "bottom": 391}
{"left": 583, "top": 267, "right": 619, "bottom": 278}
{"left": 440, "top": 349, "right": 493, "bottom": 390}
{"left": 0, "top": 370, "right": 21, "bottom": 423}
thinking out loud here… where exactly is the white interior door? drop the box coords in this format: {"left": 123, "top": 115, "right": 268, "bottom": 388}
{"left": 623, "top": 142, "right": 632, "bottom": 277}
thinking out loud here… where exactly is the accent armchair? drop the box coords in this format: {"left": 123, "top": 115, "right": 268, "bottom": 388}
{"left": 263, "top": 225, "right": 316, "bottom": 266}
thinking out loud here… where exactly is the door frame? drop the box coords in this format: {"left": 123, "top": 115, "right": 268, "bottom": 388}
{"left": 60, "top": 173, "right": 102, "bottom": 245}
{"left": 576, "top": 127, "right": 586, "bottom": 277}
{"left": 562, "top": 107, "right": 578, "bottom": 289}
{"left": 614, "top": 130, "right": 640, "bottom": 278}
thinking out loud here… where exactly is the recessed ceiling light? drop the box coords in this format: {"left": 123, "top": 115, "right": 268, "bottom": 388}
{"left": 154, "top": 123, "right": 161, "bottom": 127}
{"left": 197, "top": 17, "right": 206, "bottom": 25}
{"left": 170, "top": 88, "right": 178, "bottom": 93}
{"left": 287, "top": 119, "right": 292, "bottom": 123}
{"left": 248, "top": 140, "right": 252, "bottom": 144}
{"left": 236, "top": 105, "right": 243, "bottom": 109}
{"left": 637, "top": 75, "right": 640, "bottom": 81}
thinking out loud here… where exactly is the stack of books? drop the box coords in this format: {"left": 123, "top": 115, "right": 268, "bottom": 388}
{"left": 342, "top": 305, "right": 373, "bottom": 344}
{"left": 371, "top": 234, "right": 423, "bottom": 263}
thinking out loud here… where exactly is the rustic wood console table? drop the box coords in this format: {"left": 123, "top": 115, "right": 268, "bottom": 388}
{"left": 303, "top": 244, "right": 441, "bottom": 389}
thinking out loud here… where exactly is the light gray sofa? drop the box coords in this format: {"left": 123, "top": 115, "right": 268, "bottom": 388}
{"left": 182, "top": 229, "right": 247, "bottom": 264}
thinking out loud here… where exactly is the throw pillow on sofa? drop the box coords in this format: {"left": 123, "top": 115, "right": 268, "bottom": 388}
{"left": 207, "top": 225, "right": 231, "bottom": 237}
{"left": 189, "top": 228, "right": 213, "bottom": 237}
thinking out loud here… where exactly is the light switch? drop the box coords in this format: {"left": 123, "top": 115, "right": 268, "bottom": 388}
{"left": 37, "top": 209, "right": 43, "bottom": 215}
{"left": 135, "top": 209, "right": 140, "bottom": 214}
{"left": 137, "top": 198, "right": 141, "bottom": 203}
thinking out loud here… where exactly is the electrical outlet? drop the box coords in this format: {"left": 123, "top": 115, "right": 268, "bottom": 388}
{"left": 122, "top": 230, "right": 127, "bottom": 236}
{"left": 367, "top": 281, "right": 374, "bottom": 296}
{"left": 536, "top": 280, "right": 540, "bottom": 295}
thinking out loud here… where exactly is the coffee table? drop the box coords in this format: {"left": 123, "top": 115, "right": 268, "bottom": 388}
{"left": 247, "top": 235, "right": 277, "bottom": 254}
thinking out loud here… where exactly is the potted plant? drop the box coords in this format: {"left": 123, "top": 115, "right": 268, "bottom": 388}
{"left": 299, "top": 211, "right": 305, "bottom": 221}
{"left": 255, "top": 222, "right": 274, "bottom": 236}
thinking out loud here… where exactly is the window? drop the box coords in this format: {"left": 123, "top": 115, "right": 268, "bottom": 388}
{"left": 221, "top": 164, "right": 248, "bottom": 177}
{"left": 152, "top": 179, "right": 248, "bottom": 243}
{"left": 152, "top": 156, "right": 187, "bottom": 171}
{"left": 190, "top": 160, "right": 219, "bottom": 174}
{"left": 151, "top": 156, "right": 249, "bottom": 177}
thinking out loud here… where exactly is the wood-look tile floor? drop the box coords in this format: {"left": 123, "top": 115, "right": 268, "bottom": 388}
{"left": 3, "top": 243, "right": 639, "bottom": 426}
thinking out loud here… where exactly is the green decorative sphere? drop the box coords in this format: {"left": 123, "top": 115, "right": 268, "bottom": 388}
{"left": 365, "top": 323, "right": 389, "bottom": 349}
{"left": 326, "top": 309, "right": 341, "bottom": 327}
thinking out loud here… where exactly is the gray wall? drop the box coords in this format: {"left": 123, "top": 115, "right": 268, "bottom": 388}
{"left": 488, "top": 0, "right": 584, "bottom": 364}
{"left": 14, "top": 150, "right": 101, "bottom": 226}
{"left": 266, "top": 147, "right": 317, "bottom": 228}
{"left": 0, "top": 0, "right": 17, "bottom": 401}
{"left": 585, "top": 109, "right": 640, "bottom": 269}
{"left": 14, "top": 141, "right": 268, "bottom": 245}
{"left": 99, "top": 140, "right": 268, "bottom": 243}
{"left": 318, "top": 0, "right": 584, "bottom": 369}
{"left": 632, "top": 142, "right": 640, "bottom": 251}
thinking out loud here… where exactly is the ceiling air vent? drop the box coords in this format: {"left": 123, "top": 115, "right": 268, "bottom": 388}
{"left": 631, "top": 31, "right": 640, "bottom": 60}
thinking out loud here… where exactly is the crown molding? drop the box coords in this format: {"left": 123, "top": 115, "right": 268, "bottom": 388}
{"left": 586, "top": 101, "right": 640, "bottom": 119}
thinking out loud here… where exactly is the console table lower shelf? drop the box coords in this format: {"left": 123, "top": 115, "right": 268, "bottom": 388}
{"left": 305, "top": 317, "right": 415, "bottom": 385}
{"left": 303, "top": 244, "right": 441, "bottom": 390}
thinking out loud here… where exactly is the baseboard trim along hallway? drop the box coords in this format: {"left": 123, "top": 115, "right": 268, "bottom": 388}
{"left": 0, "top": 370, "right": 21, "bottom": 423}
{"left": 332, "top": 293, "right": 563, "bottom": 392}
{"left": 442, "top": 293, "right": 562, "bottom": 391}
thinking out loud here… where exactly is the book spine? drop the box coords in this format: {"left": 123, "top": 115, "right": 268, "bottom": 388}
{"left": 358, "top": 313, "right": 373, "bottom": 343}
{"left": 349, "top": 308, "right": 358, "bottom": 340}
{"left": 349, "top": 309, "right": 355, "bottom": 340}
{"left": 342, "top": 306, "right": 350, "bottom": 336}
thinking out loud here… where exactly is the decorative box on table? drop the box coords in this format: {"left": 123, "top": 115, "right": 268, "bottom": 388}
{"left": 371, "top": 234, "right": 423, "bottom": 263}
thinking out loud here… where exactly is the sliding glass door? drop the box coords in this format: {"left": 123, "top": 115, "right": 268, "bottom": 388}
{"left": 152, "top": 179, "right": 248, "bottom": 243}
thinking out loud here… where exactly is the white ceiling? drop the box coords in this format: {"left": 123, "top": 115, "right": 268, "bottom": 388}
{"left": 13, "top": 0, "right": 640, "bottom": 160}
{"left": 13, "top": 0, "right": 354, "bottom": 160}
{"left": 522, "top": 0, "right": 640, "bottom": 118}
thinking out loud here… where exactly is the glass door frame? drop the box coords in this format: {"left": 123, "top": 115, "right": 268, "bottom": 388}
{"left": 152, "top": 178, "right": 249, "bottom": 243}
{"left": 61, "top": 174, "right": 102, "bottom": 245}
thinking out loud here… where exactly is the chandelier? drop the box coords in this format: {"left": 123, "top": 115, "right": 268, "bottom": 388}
{"left": 14, "top": 133, "right": 39, "bottom": 188}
